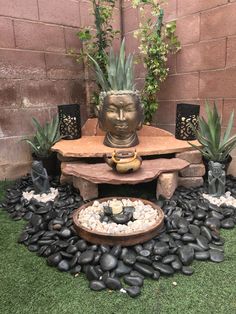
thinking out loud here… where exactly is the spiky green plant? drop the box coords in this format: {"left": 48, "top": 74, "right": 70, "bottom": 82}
{"left": 88, "top": 39, "right": 135, "bottom": 91}
{"left": 189, "top": 102, "right": 236, "bottom": 162}
{"left": 23, "top": 115, "right": 62, "bottom": 158}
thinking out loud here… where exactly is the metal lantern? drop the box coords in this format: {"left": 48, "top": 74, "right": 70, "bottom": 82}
{"left": 58, "top": 104, "right": 81, "bottom": 139}
{"left": 175, "top": 103, "right": 200, "bottom": 140}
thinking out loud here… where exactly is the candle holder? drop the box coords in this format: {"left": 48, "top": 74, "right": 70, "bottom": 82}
{"left": 58, "top": 104, "right": 81, "bottom": 139}
{"left": 175, "top": 103, "right": 200, "bottom": 140}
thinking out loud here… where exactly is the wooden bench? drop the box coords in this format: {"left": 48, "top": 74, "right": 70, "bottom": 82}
{"left": 61, "top": 158, "right": 189, "bottom": 201}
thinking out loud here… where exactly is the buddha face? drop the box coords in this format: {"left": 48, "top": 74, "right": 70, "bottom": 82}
{"left": 100, "top": 94, "right": 143, "bottom": 137}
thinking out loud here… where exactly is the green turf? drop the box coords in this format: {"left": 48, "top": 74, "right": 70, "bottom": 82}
{"left": 0, "top": 182, "right": 236, "bottom": 314}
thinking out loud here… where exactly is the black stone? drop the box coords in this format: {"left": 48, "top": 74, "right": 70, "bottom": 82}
{"left": 30, "top": 214, "right": 43, "bottom": 227}
{"left": 188, "top": 243, "right": 204, "bottom": 252}
{"left": 182, "top": 266, "right": 194, "bottom": 275}
{"left": 139, "top": 249, "right": 151, "bottom": 257}
{"left": 110, "top": 245, "right": 122, "bottom": 258}
{"left": 205, "top": 217, "right": 221, "bottom": 230}
{"left": 178, "top": 245, "right": 194, "bottom": 266}
{"left": 129, "top": 270, "right": 145, "bottom": 279}
{"left": 221, "top": 218, "right": 235, "bottom": 229}
{"left": 208, "top": 244, "right": 224, "bottom": 252}
{"left": 70, "top": 265, "right": 82, "bottom": 275}
{"left": 125, "top": 286, "right": 141, "bottom": 298}
{"left": 57, "top": 259, "right": 70, "bottom": 271}
{"left": 210, "top": 211, "right": 224, "bottom": 220}
{"left": 133, "top": 263, "right": 154, "bottom": 277}
{"left": 136, "top": 256, "right": 152, "bottom": 265}
{"left": 124, "top": 275, "right": 144, "bottom": 287}
{"left": 194, "top": 209, "right": 206, "bottom": 220}
{"left": 209, "top": 249, "right": 224, "bottom": 263}
{"left": 100, "top": 244, "right": 110, "bottom": 253}
{"left": 18, "top": 232, "right": 29, "bottom": 243}
{"left": 59, "top": 227, "right": 71, "bottom": 238}
{"left": 100, "top": 253, "right": 118, "bottom": 271}
{"left": 78, "top": 250, "right": 95, "bottom": 265}
{"left": 182, "top": 233, "right": 195, "bottom": 242}
{"left": 112, "top": 213, "right": 132, "bottom": 224}
{"left": 171, "top": 258, "right": 183, "bottom": 270}
{"left": 152, "top": 271, "right": 161, "bottom": 280}
{"left": 89, "top": 280, "right": 106, "bottom": 291}
{"left": 86, "top": 265, "right": 101, "bottom": 281}
{"left": 114, "top": 261, "right": 132, "bottom": 277}
{"left": 47, "top": 252, "right": 62, "bottom": 266}
{"left": 188, "top": 224, "right": 200, "bottom": 237}
{"left": 76, "top": 239, "right": 87, "bottom": 251}
{"left": 153, "top": 262, "right": 174, "bottom": 275}
{"left": 66, "top": 245, "right": 78, "bottom": 254}
{"left": 104, "top": 277, "right": 122, "bottom": 290}
{"left": 162, "top": 255, "right": 176, "bottom": 264}
{"left": 196, "top": 235, "right": 209, "bottom": 250}
{"left": 194, "top": 251, "right": 210, "bottom": 261}
{"left": 200, "top": 226, "right": 212, "bottom": 241}
{"left": 123, "top": 250, "right": 136, "bottom": 265}
{"left": 153, "top": 241, "right": 169, "bottom": 256}
{"left": 28, "top": 244, "right": 39, "bottom": 252}
{"left": 134, "top": 245, "right": 143, "bottom": 254}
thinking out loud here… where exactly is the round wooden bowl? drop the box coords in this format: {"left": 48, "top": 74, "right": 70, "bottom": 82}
{"left": 72, "top": 197, "right": 165, "bottom": 246}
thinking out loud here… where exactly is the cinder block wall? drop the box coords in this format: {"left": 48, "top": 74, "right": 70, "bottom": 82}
{"left": 123, "top": 0, "right": 236, "bottom": 175}
{"left": 1, "top": 0, "right": 236, "bottom": 179}
{"left": 0, "top": 0, "right": 87, "bottom": 179}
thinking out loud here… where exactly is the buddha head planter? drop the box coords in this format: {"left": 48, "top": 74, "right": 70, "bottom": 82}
{"left": 98, "top": 91, "right": 143, "bottom": 147}
{"left": 88, "top": 39, "right": 144, "bottom": 148}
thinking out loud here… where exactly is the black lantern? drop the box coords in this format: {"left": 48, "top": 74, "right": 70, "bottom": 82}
{"left": 175, "top": 103, "right": 200, "bottom": 140}
{"left": 58, "top": 104, "right": 81, "bottom": 139}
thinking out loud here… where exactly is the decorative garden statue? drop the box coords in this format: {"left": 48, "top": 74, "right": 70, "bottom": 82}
{"left": 31, "top": 161, "right": 50, "bottom": 194}
{"left": 208, "top": 161, "right": 226, "bottom": 197}
{"left": 99, "top": 91, "right": 143, "bottom": 148}
{"left": 89, "top": 39, "right": 144, "bottom": 148}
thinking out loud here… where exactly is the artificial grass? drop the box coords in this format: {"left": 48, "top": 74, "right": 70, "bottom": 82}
{"left": 0, "top": 182, "right": 236, "bottom": 314}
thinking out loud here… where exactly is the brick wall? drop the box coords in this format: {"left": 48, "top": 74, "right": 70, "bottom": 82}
{"left": 0, "top": 0, "right": 88, "bottom": 179}
{"left": 122, "top": 0, "right": 236, "bottom": 175}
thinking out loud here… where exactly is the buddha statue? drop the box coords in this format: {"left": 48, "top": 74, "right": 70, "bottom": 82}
{"left": 208, "top": 161, "right": 226, "bottom": 197}
{"left": 98, "top": 91, "right": 144, "bottom": 148}
{"left": 31, "top": 161, "right": 50, "bottom": 194}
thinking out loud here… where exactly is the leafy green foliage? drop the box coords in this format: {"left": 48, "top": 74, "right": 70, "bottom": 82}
{"left": 132, "top": 0, "right": 181, "bottom": 123}
{"left": 23, "top": 115, "right": 61, "bottom": 158}
{"left": 68, "top": 0, "right": 119, "bottom": 107}
{"left": 189, "top": 101, "right": 236, "bottom": 162}
{"left": 88, "top": 39, "right": 135, "bottom": 91}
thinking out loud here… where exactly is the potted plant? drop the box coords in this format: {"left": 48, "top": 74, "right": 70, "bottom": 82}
{"left": 189, "top": 102, "right": 236, "bottom": 174}
{"left": 88, "top": 39, "right": 144, "bottom": 148}
{"left": 23, "top": 115, "right": 62, "bottom": 176}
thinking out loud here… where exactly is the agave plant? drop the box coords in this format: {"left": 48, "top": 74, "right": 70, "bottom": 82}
{"left": 23, "top": 115, "right": 62, "bottom": 158}
{"left": 88, "top": 39, "right": 135, "bottom": 91}
{"left": 189, "top": 102, "right": 236, "bottom": 162}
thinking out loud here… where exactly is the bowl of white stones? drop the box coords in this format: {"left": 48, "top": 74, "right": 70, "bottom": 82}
{"left": 72, "top": 197, "right": 164, "bottom": 246}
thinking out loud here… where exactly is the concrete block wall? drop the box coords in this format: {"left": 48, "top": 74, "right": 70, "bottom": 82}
{"left": 122, "top": 0, "right": 236, "bottom": 175}
{"left": 1, "top": 0, "right": 236, "bottom": 178}
{"left": 0, "top": 0, "right": 88, "bottom": 179}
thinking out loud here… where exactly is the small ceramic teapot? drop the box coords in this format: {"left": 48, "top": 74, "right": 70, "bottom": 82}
{"left": 104, "top": 150, "right": 142, "bottom": 174}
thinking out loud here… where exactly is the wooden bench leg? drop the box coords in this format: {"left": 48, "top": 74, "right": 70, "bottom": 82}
{"left": 156, "top": 172, "right": 178, "bottom": 200}
{"left": 73, "top": 177, "right": 98, "bottom": 201}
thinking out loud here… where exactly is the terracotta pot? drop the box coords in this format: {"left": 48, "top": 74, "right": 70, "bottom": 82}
{"left": 32, "top": 152, "right": 61, "bottom": 176}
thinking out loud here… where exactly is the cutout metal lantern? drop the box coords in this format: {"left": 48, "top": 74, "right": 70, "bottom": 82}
{"left": 58, "top": 104, "right": 81, "bottom": 139}
{"left": 175, "top": 103, "right": 200, "bottom": 140}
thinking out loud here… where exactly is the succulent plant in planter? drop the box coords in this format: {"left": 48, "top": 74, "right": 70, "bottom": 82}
{"left": 88, "top": 39, "right": 144, "bottom": 148}
{"left": 23, "top": 115, "right": 62, "bottom": 175}
{"left": 189, "top": 102, "right": 236, "bottom": 173}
